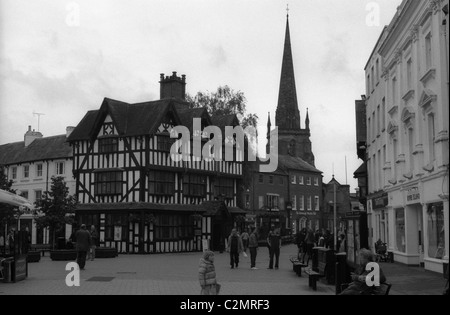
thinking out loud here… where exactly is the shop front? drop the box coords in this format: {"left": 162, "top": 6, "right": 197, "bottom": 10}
{"left": 421, "top": 175, "right": 448, "bottom": 274}
{"left": 368, "top": 192, "right": 389, "bottom": 249}
{"left": 388, "top": 179, "right": 449, "bottom": 273}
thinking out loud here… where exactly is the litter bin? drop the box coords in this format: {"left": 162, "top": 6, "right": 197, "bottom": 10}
{"left": 1, "top": 258, "right": 13, "bottom": 283}
{"left": 312, "top": 247, "right": 320, "bottom": 272}
{"left": 57, "top": 237, "right": 66, "bottom": 250}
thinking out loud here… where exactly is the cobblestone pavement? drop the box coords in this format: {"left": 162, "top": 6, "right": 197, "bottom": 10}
{"left": 0, "top": 244, "right": 445, "bottom": 295}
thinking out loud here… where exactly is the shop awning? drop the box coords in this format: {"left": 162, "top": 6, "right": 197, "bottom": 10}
{"left": 0, "top": 189, "right": 33, "bottom": 209}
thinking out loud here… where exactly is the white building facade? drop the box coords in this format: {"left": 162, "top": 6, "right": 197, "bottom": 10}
{"left": 366, "top": 0, "right": 449, "bottom": 274}
{"left": 0, "top": 126, "right": 75, "bottom": 245}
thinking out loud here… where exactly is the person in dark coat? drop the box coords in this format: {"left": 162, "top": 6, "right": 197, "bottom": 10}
{"left": 295, "top": 228, "right": 306, "bottom": 260}
{"left": 248, "top": 227, "right": 259, "bottom": 270}
{"left": 75, "top": 224, "right": 91, "bottom": 270}
{"left": 267, "top": 228, "right": 281, "bottom": 269}
{"left": 304, "top": 228, "right": 315, "bottom": 265}
{"left": 226, "top": 229, "right": 243, "bottom": 269}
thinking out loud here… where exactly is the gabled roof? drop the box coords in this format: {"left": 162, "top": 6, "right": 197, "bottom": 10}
{"left": 211, "top": 114, "right": 240, "bottom": 136}
{"left": 67, "top": 98, "right": 186, "bottom": 141}
{"left": 353, "top": 162, "right": 367, "bottom": 177}
{"left": 277, "top": 154, "right": 322, "bottom": 174}
{"left": 0, "top": 135, "right": 72, "bottom": 165}
{"left": 68, "top": 96, "right": 245, "bottom": 143}
{"left": 175, "top": 105, "right": 212, "bottom": 134}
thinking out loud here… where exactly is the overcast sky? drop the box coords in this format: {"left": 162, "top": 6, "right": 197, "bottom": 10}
{"left": 0, "top": 0, "right": 402, "bottom": 191}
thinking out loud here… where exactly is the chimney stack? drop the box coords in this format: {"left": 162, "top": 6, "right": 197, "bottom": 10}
{"left": 24, "top": 125, "right": 43, "bottom": 147}
{"left": 66, "top": 126, "right": 75, "bottom": 138}
{"left": 159, "top": 71, "right": 186, "bottom": 100}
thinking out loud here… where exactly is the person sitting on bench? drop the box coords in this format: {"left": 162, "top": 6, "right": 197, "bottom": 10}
{"left": 340, "top": 249, "right": 386, "bottom": 295}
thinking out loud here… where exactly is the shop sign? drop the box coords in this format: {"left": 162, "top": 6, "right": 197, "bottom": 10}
{"left": 372, "top": 193, "right": 388, "bottom": 210}
{"left": 406, "top": 187, "right": 420, "bottom": 204}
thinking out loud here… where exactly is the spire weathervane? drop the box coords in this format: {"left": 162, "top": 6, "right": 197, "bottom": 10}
{"left": 286, "top": 3, "right": 289, "bottom": 17}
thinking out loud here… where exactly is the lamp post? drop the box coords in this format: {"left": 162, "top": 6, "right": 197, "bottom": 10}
{"left": 333, "top": 180, "right": 337, "bottom": 252}
{"left": 286, "top": 202, "right": 293, "bottom": 236}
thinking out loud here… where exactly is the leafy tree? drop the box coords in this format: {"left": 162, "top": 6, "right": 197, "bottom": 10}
{"left": 186, "top": 86, "right": 259, "bottom": 129}
{"left": 0, "top": 166, "right": 18, "bottom": 227}
{"left": 34, "top": 176, "right": 77, "bottom": 249}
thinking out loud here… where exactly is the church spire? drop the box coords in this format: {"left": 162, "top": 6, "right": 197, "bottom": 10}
{"left": 305, "top": 108, "right": 310, "bottom": 130}
{"left": 275, "top": 11, "right": 301, "bottom": 131}
{"left": 266, "top": 112, "right": 272, "bottom": 155}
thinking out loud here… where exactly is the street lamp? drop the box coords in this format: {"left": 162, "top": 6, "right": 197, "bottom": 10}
{"left": 333, "top": 181, "right": 337, "bottom": 251}
{"left": 328, "top": 183, "right": 337, "bottom": 251}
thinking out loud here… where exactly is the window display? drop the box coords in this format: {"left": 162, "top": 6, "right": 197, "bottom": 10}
{"left": 395, "top": 208, "right": 405, "bottom": 253}
{"left": 427, "top": 203, "right": 445, "bottom": 260}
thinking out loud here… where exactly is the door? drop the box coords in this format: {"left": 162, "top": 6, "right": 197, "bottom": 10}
{"left": 418, "top": 207, "right": 424, "bottom": 267}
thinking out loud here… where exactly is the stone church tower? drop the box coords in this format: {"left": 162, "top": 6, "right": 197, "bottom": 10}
{"left": 269, "top": 13, "right": 315, "bottom": 167}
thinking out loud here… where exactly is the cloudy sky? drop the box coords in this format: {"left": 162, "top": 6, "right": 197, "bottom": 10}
{"left": 0, "top": 0, "right": 402, "bottom": 191}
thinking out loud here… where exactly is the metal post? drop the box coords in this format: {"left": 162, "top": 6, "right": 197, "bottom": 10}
{"left": 334, "top": 181, "right": 337, "bottom": 251}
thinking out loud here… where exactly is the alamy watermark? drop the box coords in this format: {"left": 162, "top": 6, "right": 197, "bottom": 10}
{"left": 169, "top": 118, "right": 279, "bottom": 173}
{"left": 365, "top": 262, "right": 381, "bottom": 287}
{"left": 65, "top": 262, "right": 80, "bottom": 287}
{"left": 366, "top": 2, "right": 381, "bottom": 27}
{"left": 66, "top": 2, "right": 80, "bottom": 27}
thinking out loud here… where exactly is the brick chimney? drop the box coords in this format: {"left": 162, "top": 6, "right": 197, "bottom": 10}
{"left": 159, "top": 72, "right": 186, "bottom": 100}
{"left": 66, "top": 126, "right": 75, "bottom": 138}
{"left": 24, "top": 125, "right": 43, "bottom": 147}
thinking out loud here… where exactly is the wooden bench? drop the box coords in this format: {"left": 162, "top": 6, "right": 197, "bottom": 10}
{"left": 289, "top": 256, "right": 308, "bottom": 277}
{"left": 27, "top": 251, "right": 41, "bottom": 263}
{"left": 304, "top": 269, "right": 326, "bottom": 291}
{"left": 30, "top": 244, "right": 52, "bottom": 257}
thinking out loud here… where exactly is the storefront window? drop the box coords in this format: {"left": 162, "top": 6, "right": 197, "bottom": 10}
{"left": 395, "top": 208, "right": 406, "bottom": 253}
{"left": 427, "top": 203, "right": 445, "bottom": 260}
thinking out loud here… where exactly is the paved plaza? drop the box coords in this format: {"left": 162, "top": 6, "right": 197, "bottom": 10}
{"left": 0, "top": 244, "right": 446, "bottom": 295}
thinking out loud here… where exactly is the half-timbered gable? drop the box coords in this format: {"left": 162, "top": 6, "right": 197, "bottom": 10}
{"left": 68, "top": 73, "right": 246, "bottom": 253}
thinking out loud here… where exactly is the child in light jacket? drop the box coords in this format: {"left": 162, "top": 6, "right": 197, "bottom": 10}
{"left": 199, "top": 251, "right": 219, "bottom": 295}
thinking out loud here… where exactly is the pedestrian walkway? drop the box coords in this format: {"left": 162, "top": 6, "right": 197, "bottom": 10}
{"left": 378, "top": 262, "right": 445, "bottom": 295}
{"left": 0, "top": 244, "right": 445, "bottom": 295}
{"left": 0, "top": 244, "right": 333, "bottom": 295}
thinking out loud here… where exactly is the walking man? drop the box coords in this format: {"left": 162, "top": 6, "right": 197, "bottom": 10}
{"left": 248, "top": 227, "right": 259, "bottom": 270}
{"left": 227, "top": 228, "right": 243, "bottom": 269}
{"left": 76, "top": 224, "right": 91, "bottom": 270}
{"left": 267, "top": 227, "right": 281, "bottom": 269}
